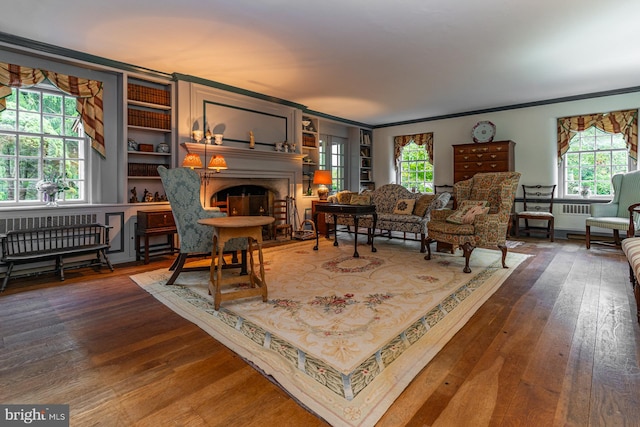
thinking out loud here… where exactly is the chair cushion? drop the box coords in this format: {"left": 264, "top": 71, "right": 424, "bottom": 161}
{"left": 518, "top": 211, "right": 553, "bottom": 219}
{"left": 585, "top": 216, "right": 630, "bottom": 230}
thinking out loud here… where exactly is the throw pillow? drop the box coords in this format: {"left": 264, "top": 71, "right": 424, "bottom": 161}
{"left": 393, "top": 198, "right": 416, "bottom": 215}
{"left": 460, "top": 205, "right": 490, "bottom": 224}
{"left": 350, "top": 194, "right": 371, "bottom": 205}
{"left": 413, "top": 194, "right": 436, "bottom": 217}
{"left": 336, "top": 190, "right": 354, "bottom": 204}
{"left": 446, "top": 200, "right": 489, "bottom": 224}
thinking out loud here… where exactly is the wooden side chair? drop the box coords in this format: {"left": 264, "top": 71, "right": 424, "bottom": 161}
{"left": 272, "top": 198, "right": 292, "bottom": 240}
{"left": 514, "top": 184, "right": 556, "bottom": 242}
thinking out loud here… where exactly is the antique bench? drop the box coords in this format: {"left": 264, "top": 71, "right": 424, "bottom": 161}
{"left": 0, "top": 223, "right": 114, "bottom": 291}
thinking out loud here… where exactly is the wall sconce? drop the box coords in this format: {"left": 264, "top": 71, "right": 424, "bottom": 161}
{"left": 313, "top": 170, "right": 332, "bottom": 201}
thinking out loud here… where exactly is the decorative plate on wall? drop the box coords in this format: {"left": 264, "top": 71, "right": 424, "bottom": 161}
{"left": 472, "top": 121, "right": 496, "bottom": 143}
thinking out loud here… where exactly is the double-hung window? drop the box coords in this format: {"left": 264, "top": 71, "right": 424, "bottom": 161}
{"left": 558, "top": 110, "right": 637, "bottom": 198}
{"left": 0, "top": 83, "right": 86, "bottom": 204}
{"left": 394, "top": 133, "right": 434, "bottom": 193}
{"left": 319, "top": 134, "right": 346, "bottom": 192}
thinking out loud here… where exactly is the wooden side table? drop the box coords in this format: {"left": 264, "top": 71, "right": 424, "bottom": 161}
{"left": 312, "top": 203, "right": 377, "bottom": 258}
{"left": 136, "top": 210, "right": 177, "bottom": 264}
{"left": 198, "top": 216, "right": 274, "bottom": 310}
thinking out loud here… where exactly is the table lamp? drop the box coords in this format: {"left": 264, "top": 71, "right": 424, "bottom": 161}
{"left": 313, "top": 170, "right": 332, "bottom": 201}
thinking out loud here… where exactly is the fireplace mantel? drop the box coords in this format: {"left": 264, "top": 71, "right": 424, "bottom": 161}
{"left": 181, "top": 142, "right": 304, "bottom": 204}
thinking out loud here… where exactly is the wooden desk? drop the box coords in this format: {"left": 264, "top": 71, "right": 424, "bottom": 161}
{"left": 198, "top": 216, "right": 274, "bottom": 310}
{"left": 312, "top": 204, "right": 377, "bottom": 258}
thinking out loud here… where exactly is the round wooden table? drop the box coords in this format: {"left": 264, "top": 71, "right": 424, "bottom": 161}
{"left": 198, "top": 216, "right": 274, "bottom": 310}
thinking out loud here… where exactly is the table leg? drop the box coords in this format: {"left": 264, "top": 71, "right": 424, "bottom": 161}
{"left": 254, "top": 236, "right": 268, "bottom": 302}
{"left": 371, "top": 213, "right": 377, "bottom": 253}
{"left": 144, "top": 236, "right": 150, "bottom": 264}
{"left": 313, "top": 212, "right": 319, "bottom": 250}
{"left": 213, "top": 234, "right": 225, "bottom": 310}
{"left": 353, "top": 215, "right": 360, "bottom": 257}
{"left": 332, "top": 214, "right": 339, "bottom": 247}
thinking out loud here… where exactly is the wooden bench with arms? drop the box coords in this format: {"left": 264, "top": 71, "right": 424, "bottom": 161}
{"left": 0, "top": 223, "right": 114, "bottom": 291}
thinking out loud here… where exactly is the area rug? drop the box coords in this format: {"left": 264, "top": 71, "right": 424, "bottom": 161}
{"left": 131, "top": 236, "right": 530, "bottom": 426}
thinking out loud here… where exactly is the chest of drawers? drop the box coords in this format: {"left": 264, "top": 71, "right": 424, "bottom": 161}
{"left": 135, "top": 210, "right": 177, "bottom": 264}
{"left": 453, "top": 140, "right": 515, "bottom": 183}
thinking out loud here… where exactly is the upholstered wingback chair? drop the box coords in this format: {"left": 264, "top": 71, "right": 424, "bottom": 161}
{"left": 157, "top": 166, "right": 246, "bottom": 285}
{"left": 585, "top": 169, "right": 640, "bottom": 249}
{"left": 425, "top": 171, "right": 521, "bottom": 273}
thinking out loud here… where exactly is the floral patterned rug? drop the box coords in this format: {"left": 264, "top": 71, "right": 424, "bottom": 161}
{"left": 131, "top": 236, "right": 530, "bottom": 426}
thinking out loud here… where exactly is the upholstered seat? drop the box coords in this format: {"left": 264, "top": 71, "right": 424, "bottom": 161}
{"left": 157, "top": 166, "right": 246, "bottom": 285}
{"left": 585, "top": 169, "right": 640, "bottom": 249}
{"left": 425, "top": 172, "right": 521, "bottom": 273}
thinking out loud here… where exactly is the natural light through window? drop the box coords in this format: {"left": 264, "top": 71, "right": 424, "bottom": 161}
{"left": 564, "top": 126, "right": 628, "bottom": 197}
{"left": 0, "top": 84, "right": 86, "bottom": 204}
{"left": 399, "top": 141, "right": 433, "bottom": 193}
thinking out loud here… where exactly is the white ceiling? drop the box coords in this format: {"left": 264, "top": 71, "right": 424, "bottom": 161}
{"left": 3, "top": 0, "right": 640, "bottom": 126}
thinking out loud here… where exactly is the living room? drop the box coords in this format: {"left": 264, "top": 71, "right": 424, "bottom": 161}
{"left": 1, "top": 1, "right": 640, "bottom": 426}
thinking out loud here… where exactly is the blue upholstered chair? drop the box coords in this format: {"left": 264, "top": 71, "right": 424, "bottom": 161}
{"left": 585, "top": 169, "right": 640, "bottom": 249}
{"left": 157, "top": 166, "right": 246, "bottom": 285}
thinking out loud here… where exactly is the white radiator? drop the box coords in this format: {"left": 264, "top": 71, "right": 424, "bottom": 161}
{"left": 561, "top": 204, "right": 591, "bottom": 215}
{"left": 0, "top": 214, "right": 97, "bottom": 234}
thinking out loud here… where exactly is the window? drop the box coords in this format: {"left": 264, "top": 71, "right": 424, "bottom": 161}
{"left": 0, "top": 84, "right": 86, "bottom": 204}
{"left": 398, "top": 141, "right": 433, "bottom": 193}
{"left": 563, "top": 126, "right": 629, "bottom": 197}
{"left": 319, "top": 134, "right": 346, "bottom": 192}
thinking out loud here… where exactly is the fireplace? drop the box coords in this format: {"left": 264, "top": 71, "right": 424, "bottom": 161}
{"left": 185, "top": 144, "right": 304, "bottom": 210}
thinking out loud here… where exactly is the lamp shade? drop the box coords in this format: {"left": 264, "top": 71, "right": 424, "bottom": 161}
{"left": 182, "top": 153, "right": 203, "bottom": 169}
{"left": 208, "top": 154, "right": 228, "bottom": 172}
{"left": 312, "top": 170, "right": 332, "bottom": 185}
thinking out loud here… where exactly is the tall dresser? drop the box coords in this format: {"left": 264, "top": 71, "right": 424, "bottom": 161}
{"left": 453, "top": 140, "right": 515, "bottom": 183}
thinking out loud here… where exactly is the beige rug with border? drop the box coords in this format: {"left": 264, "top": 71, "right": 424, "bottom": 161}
{"left": 131, "top": 236, "right": 530, "bottom": 426}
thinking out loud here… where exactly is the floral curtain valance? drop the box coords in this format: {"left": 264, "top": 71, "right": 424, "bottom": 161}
{"left": 557, "top": 109, "right": 638, "bottom": 164}
{"left": 0, "top": 62, "right": 106, "bottom": 158}
{"left": 394, "top": 132, "right": 434, "bottom": 170}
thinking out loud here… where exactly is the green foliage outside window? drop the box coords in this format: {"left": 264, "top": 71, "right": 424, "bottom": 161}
{"left": 565, "top": 126, "right": 628, "bottom": 196}
{"left": 0, "top": 85, "right": 84, "bottom": 203}
{"left": 399, "top": 141, "right": 434, "bottom": 193}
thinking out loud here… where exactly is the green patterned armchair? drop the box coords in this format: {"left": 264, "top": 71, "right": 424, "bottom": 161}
{"left": 425, "top": 172, "right": 521, "bottom": 273}
{"left": 585, "top": 169, "right": 640, "bottom": 249}
{"left": 158, "top": 166, "right": 246, "bottom": 285}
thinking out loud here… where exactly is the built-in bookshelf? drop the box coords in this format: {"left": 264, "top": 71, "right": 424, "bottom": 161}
{"left": 359, "top": 129, "right": 374, "bottom": 191}
{"left": 125, "top": 76, "right": 174, "bottom": 203}
{"left": 302, "top": 116, "right": 320, "bottom": 196}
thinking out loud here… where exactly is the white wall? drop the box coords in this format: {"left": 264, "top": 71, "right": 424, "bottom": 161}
{"left": 372, "top": 91, "right": 640, "bottom": 232}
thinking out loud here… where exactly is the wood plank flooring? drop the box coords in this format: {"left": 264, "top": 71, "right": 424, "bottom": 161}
{"left": 1, "top": 238, "right": 639, "bottom": 426}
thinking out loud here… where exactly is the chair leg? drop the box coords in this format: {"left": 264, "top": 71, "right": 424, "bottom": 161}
{"left": 586, "top": 225, "right": 591, "bottom": 249}
{"left": 514, "top": 216, "right": 520, "bottom": 237}
{"left": 166, "top": 253, "right": 188, "bottom": 285}
{"left": 498, "top": 244, "right": 508, "bottom": 268}
{"left": 424, "top": 238, "right": 434, "bottom": 260}
{"left": 549, "top": 219, "right": 554, "bottom": 242}
{"left": 614, "top": 229, "right": 621, "bottom": 245}
{"left": 461, "top": 242, "right": 475, "bottom": 273}
{"left": 420, "top": 233, "right": 426, "bottom": 253}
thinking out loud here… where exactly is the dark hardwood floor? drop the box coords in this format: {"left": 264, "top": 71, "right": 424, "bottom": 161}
{"left": 1, "top": 237, "right": 638, "bottom": 426}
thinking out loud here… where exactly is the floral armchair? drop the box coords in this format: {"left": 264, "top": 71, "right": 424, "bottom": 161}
{"left": 157, "top": 166, "right": 246, "bottom": 285}
{"left": 425, "top": 171, "right": 521, "bottom": 273}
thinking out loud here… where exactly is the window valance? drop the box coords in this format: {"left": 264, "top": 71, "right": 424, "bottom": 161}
{"left": 0, "top": 62, "right": 106, "bottom": 158}
{"left": 557, "top": 109, "right": 637, "bottom": 164}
